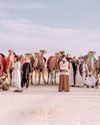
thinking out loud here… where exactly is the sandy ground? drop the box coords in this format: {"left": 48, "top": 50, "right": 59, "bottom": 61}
{"left": 0, "top": 85, "right": 100, "bottom": 125}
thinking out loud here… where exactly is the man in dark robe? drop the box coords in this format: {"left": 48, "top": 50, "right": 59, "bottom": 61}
{"left": 72, "top": 57, "right": 77, "bottom": 87}
{"left": 21, "top": 58, "right": 31, "bottom": 88}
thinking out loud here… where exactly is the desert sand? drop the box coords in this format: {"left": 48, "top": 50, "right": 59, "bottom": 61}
{"left": 0, "top": 85, "right": 100, "bottom": 125}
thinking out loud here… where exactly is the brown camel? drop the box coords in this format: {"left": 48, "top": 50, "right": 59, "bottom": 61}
{"left": 47, "top": 52, "right": 61, "bottom": 85}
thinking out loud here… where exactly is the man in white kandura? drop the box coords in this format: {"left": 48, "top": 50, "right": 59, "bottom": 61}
{"left": 85, "top": 72, "right": 97, "bottom": 88}
{"left": 12, "top": 56, "right": 22, "bottom": 92}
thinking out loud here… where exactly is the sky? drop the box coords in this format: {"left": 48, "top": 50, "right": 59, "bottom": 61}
{"left": 0, "top": 0, "right": 100, "bottom": 57}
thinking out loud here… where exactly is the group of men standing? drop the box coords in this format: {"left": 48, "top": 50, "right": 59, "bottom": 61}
{"left": 58, "top": 54, "right": 99, "bottom": 92}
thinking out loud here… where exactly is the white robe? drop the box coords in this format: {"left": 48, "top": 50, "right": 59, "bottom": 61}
{"left": 85, "top": 75, "right": 97, "bottom": 87}
{"left": 76, "top": 65, "right": 84, "bottom": 87}
{"left": 59, "top": 60, "right": 69, "bottom": 75}
{"left": 59, "top": 60, "right": 69, "bottom": 72}
{"left": 69, "top": 63, "right": 74, "bottom": 86}
{"left": 12, "top": 61, "right": 22, "bottom": 91}
{"left": 82, "top": 63, "right": 88, "bottom": 83}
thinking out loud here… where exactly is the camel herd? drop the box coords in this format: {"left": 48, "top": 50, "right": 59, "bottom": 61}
{"left": 0, "top": 50, "right": 100, "bottom": 91}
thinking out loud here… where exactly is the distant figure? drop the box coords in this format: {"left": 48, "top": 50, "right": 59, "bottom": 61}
{"left": 21, "top": 58, "right": 31, "bottom": 88}
{"left": 85, "top": 72, "right": 97, "bottom": 88}
{"left": 76, "top": 61, "right": 84, "bottom": 87}
{"left": 69, "top": 58, "right": 74, "bottom": 86}
{"left": 82, "top": 60, "right": 88, "bottom": 84}
{"left": 72, "top": 57, "right": 77, "bottom": 87}
{"left": 12, "top": 56, "right": 22, "bottom": 92}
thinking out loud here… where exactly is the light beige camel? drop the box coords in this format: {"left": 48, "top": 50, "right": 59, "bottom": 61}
{"left": 32, "top": 50, "right": 47, "bottom": 85}
{"left": 85, "top": 51, "right": 96, "bottom": 73}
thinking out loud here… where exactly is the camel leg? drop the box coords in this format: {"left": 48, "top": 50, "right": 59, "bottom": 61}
{"left": 31, "top": 71, "right": 35, "bottom": 85}
{"left": 42, "top": 71, "right": 47, "bottom": 85}
{"left": 95, "top": 72, "right": 99, "bottom": 88}
{"left": 48, "top": 72, "right": 52, "bottom": 85}
{"left": 51, "top": 70, "right": 56, "bottom": 85}
{"left": 49, "top": 72, "right": 52, "bottom": 84}
{"left": 54, "top": 71, "right": 57, "bottom": 85}
{"left": 47, "top": 71, "right": 54, "bottom": 85}
{"left": 51, "top": 71, "right": 54, "bottom": 85}
{"left": 29, "top": 73, "right": 32, "bottom": 85}
{"left": 31, "top": 73, "right": 33, "bottom": 85}
{"left": 34, "top": 70, "right": 36, "bottom": 85}
{"left": 31, "top": 70, "right": 36, "bottom": 85}
{"left": 47, "top": 72, "right": 50, "bottom": 85}
{"left": 38, "top": 70, "right": 41, "bottom": 85}
{"left": 34, "top": 70, "right": 39, "bottom": 85}
{"left": 34, "top": 70, "right": 38, "bottom": 85}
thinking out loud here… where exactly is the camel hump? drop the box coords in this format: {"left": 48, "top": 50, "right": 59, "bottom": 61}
{"left": 47, "top": 56, "right": 55, "bottom": 64}
{"left": 47, "top": 56, "right": 57, "bottom": 70}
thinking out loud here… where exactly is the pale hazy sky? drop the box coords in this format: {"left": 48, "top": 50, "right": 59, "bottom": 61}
{"left": 0, "top": 0, "right": 100, "bottom": 57}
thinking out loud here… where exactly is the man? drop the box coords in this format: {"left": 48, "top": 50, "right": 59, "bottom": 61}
{"left": 85, "top": 72, "right": 97, "bottom": 88}
{"left": 21, "top": 58, "right": 31, "bottom": 88}
{"left": 59, "top": 56, "right": 70, "bottom": 92}
{"left": 82, "top": 59, "right": 88, "bottom": 84}
{"left": 72, "top": 57, "right": 77, "bottom": 87}
{"left": 12, "top": 56, "right": 22, "bottom": 92}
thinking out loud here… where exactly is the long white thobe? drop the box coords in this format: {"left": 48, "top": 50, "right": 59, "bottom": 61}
{"left": 12, "top": 61, "right": 22, "bottom": 91}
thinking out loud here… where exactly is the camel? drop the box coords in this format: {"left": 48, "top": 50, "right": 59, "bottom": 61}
{"left": 5, "top": 50, "right": 15, "bottom": 84}
{"left": 84, "top": 51, "right": 96, "bottom": 74}
{"left": 47, "top": 52, "right": 62, "bottom": 85}
{"left": 31, "top": 50, "right": 47, "bottom": 85}
{"left": 0, "top": 50, "right": 14, "bottom": 90}
{"left": 0, "top": 73, "right": 10, "bottom": 91}
{"left": 0, "top": 50, "right": 15, "bottom": 78}
{"left": 0, "top": 54, "right": 6, "bottom": 76}
{"left": 94, "top": 56, "right": 100, "bottom": 85}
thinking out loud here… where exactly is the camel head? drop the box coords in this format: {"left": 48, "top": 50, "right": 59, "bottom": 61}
{"left": 59, "top": 51, "right": 65, "bottom": 57}
{"left": 8, "top": 49, "right": 13, "bottom": 55}
{"left": 39, "top": 50, "right": 47, "bottom": 56}
{"left": 55, "top": 52, "right": 60, "bottom": 57}
{"left": 88, "top": 51, "right": 96, "bottom": 58}
{"left": 34, "top": 52, "right": 38, "bottom": 57}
